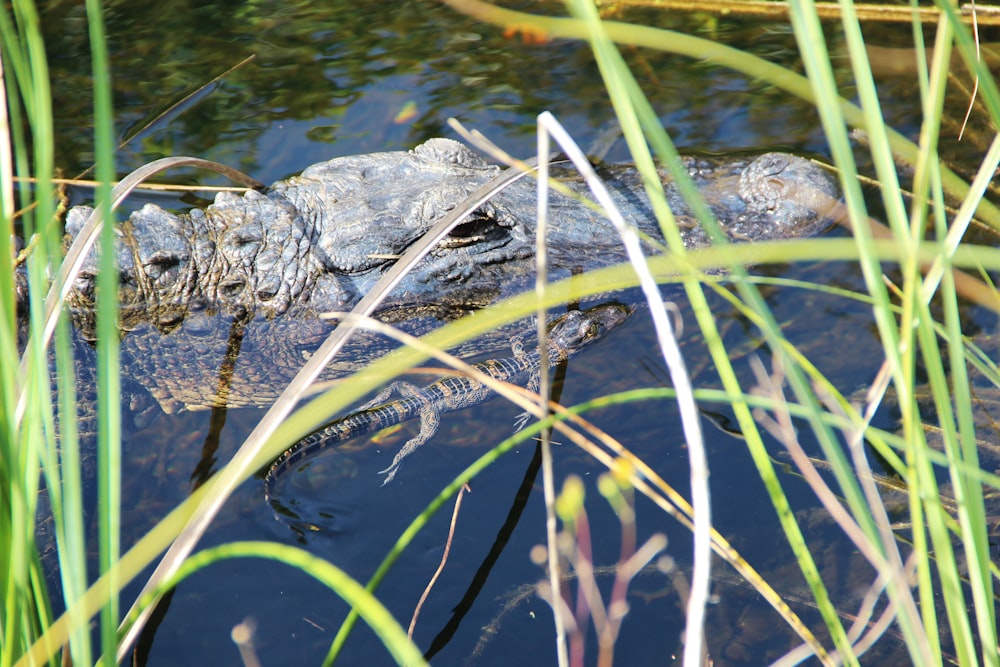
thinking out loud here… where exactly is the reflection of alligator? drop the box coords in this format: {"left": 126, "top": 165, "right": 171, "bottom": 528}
{"left": 41, "top": 139, "right": 838, "bottom": 414}
{"left": 265, "top": 302, "right": 630, "bottom": 502}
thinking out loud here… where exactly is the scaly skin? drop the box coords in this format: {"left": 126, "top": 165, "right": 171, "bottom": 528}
{"left": 55, "top": 139, "right": 838, "bottom": 332}
{"left": 264, "top": 302, "right": 631, "bottom": 500}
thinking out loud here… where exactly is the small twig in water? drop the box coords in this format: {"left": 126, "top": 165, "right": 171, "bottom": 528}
{"left": 409, "top": 483, "right": 471, "bottom": 639}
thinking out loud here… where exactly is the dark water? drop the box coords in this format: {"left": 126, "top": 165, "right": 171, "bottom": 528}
{"left": 39, "top": 1, "right": 1000, "bottom": 664}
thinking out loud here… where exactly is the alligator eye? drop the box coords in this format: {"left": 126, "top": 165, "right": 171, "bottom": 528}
{"left": 739, "top": 153, "right": 792, "bottom": 210}
{"left": 156, "top": 311, "right": 185, "bottom": 329}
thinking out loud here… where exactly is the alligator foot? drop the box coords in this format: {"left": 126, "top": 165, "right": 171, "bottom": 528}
{"left": 512, "top": 410, "right": 532, "bottom": 431}
{"left": 378, "top": 402, "right": 441, "bottom": 485}
{"left": 366, "top": 381, "right": 442, "bottom": 485}
{"left": 511, "top": 337, "right": 542, "bottom": 432}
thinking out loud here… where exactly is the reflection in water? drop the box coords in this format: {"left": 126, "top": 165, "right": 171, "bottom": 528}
{"left": 45, "top": 1, "right": 830, "bottom": 180}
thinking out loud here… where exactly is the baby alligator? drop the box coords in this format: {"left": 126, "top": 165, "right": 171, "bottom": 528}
{"left": 264, "top": 302, "right": 631, "bottom": 502}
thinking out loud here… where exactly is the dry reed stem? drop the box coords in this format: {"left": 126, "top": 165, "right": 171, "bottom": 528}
{"left": 549, "top": 0, "right": 1000, "bottom": 26}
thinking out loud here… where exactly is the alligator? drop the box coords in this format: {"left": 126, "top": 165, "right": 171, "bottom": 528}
{"left": 56, "top": 140, "right": 837, "bottom": 331}
{"left": 33, "top": 138, "right": 839, "bottom": 417}
{"left": 264, "top": 302, "right": 631, "bottom": 505}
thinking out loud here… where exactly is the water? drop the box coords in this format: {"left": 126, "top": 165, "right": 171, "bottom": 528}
{"left": 37, "top": 1, "right": 999, "bottom": 664}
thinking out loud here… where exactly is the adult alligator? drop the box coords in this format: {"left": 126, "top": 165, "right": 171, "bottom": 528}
{"left": 34, "top": 138, "right": 839, "bottom": 416}
{"left": 57, "top": 139, "right": 836, "bottom": 326}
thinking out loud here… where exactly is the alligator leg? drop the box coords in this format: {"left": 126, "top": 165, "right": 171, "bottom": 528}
{"left": 373, "top": 335, "right": 550, "bottom": 484}
{"left": 341, "top": 381, "right": 442, "bottom": 484}
{"left": 378, "top": 400, "right": 441, "bottom": 485}
{"left": 376, "top": 337, "right": 530, "bottom": 484}
{"left": 428, "top": 240, "right": 534, "bottom": 281}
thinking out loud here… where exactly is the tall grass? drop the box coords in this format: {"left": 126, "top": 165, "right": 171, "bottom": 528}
{"left": 1, "top": 0, "right": 124, "bottom": 661}
{"left": 2, "top": 0, "right": 75, "bottom": 664}
{"left": 4, "top": 0, "right": 1000, "bottom": 665}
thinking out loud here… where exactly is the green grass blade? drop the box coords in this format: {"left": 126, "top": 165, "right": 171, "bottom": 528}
{"left": 118, "top": 542, "right": 428, "bottom": 667}
{"left": 0, "top": 0, "right": 67, "bottom": 663}
{"left": 82, "top": 0, "right": 122, "bottom": 661}
{"left": 786, "top": 0, "right": 938, "bottom": 659}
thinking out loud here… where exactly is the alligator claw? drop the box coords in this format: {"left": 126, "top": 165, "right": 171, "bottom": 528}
{"left": 378, "top": 461, "right": 402, "bottom": 486}
{"left": 513, "top": 411, "right": 532, "bottom": 431}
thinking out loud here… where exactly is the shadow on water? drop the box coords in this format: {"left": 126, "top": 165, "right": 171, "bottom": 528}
{"left": 40, "top": 1, "right": 1000, "bottom": 664}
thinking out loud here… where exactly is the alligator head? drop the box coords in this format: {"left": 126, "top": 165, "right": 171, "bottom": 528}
{"left": 732, "top": 152, "right": 840, "bottom": 240}
{"left": 279, "top": 138, "right": 515, "bottom": 274}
